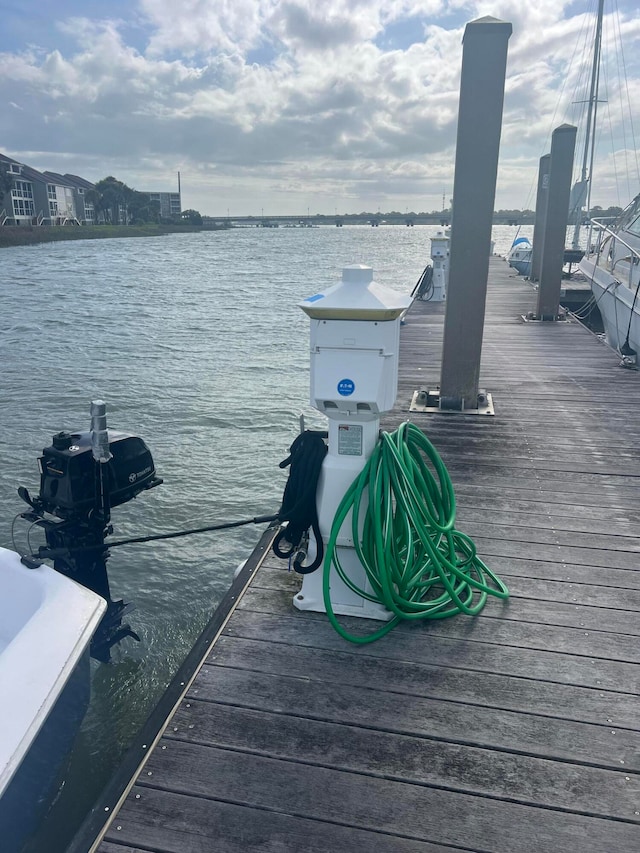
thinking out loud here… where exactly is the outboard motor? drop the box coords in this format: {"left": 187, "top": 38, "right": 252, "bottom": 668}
{"left": 18, "top": 401, "right": 162, "bottom": 662}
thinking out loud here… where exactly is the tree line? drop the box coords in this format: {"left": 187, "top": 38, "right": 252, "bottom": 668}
{"left": 86, "top": 177, "right": 202, "bottom": 225}
{"left": 0, "top": 165, "right": 202, "bottom": 226}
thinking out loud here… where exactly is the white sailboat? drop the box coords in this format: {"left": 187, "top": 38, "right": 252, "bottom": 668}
{"left": 580, "top": 196, "right": 640, "bottom": 363}
{"left": 577, "top": 0, "right": 640, "bottom": 362}
{"left": 509, "top": 0, "right": 635, "bottom": 285}
{"left": 506, "top": 236, "right": 533, "bottom": 276}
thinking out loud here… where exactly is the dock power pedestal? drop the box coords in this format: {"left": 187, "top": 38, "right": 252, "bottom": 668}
{"left": 295, "top": 265, "right": 411, "bottom": 619}
{"left": 429, "top": 230, "right": 450, "bottom": 301}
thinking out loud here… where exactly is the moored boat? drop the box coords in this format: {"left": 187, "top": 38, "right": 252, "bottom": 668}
{"left": 0, "top": 546, "right": 106, "bottom": 850}
{"left": 507, "top": 236, "right": 532, "bottom": 275}
{"left": 579, "top": 194, "right": 640, "bottom": 362}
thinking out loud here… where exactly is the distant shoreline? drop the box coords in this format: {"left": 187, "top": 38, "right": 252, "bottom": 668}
{"left": 0, "top": 223, "right": 229, "bottom": 249}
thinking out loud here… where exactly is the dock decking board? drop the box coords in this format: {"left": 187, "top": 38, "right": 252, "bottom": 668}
{"left": 97, "top": 259, "right": 640, "bottom": 852}
{"left": 237, "top": 584, "right": 640, "bottom": 667}
{"left": 224, "top": 607, "right": 638, "bottom": 699}
{"left": 192, "top": 633, "right": 640, "bottom": 729}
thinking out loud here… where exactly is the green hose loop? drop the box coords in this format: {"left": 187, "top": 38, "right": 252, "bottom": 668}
{"left": 322, "top": 421, "right": 509, "bottom": 644}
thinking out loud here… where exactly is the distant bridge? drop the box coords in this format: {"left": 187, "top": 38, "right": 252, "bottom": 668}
{"left": 202, "top": 212, "right": 535, "bottom": 229}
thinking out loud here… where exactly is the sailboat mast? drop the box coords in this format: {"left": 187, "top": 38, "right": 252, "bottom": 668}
{"left": 581, "top": 0, "right": 605, "bottom": 183}
{"left": 572, "top": 0, "right": 605, "bottom": 248}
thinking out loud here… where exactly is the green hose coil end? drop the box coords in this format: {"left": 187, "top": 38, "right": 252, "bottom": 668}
{"left": 319, "top": 420, "right": 509, "bottom": 644}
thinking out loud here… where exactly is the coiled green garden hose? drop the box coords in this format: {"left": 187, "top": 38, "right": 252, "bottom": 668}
{"left": 322, "top": 421, "right": 509, "bottom": 643}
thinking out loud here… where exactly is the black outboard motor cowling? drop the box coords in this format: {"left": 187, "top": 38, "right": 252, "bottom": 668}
{"left": 19, "top": 412, "right": 162, "bottom": 662}
{"left": 38, "top": 430, "right": 159, "bottom": 518}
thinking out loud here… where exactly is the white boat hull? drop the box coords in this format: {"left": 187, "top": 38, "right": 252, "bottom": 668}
{"left": 0, "top": 547, "right": 106, "bottom": 847}
{"left": 507, "top": 241, "right": 532, "bottom": 277}
{"left": 579, "top": 198, "right": 640, "bottom": 357}
{"left": 580, "top": 257, "right": 640, "bottom": 352}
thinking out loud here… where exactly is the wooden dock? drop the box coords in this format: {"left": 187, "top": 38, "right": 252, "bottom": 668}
{"left": 92, "top": 258, "right": 639, "bottom": 852}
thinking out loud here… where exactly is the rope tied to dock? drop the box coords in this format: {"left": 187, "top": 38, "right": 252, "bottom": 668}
{"left": 31, "top": 513, "right": 280, "bottom": 560}
{"left": 272, "top": 430, "right": 328, "bottom": 573}
{"left": 323, "top": 421, "right": 509, "bottom": 644}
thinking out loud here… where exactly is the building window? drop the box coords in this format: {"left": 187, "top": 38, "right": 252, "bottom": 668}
{"left": 47, "top": 184, "right": 56, "bottom": 200}
{"left": 12, "top": 180, "right": 35, "bottom": 217}
{"left": 78, "top": 187, "right": 84, "bottom": 195}
{"left": 14, "top": 180, "right": 33, "bottom": 199}
{"left": 64, "top": 187, "right": 74, "bottom": 214}
{"left": 49, "top": 200, "right": 59, "bottom": 216}
{"left": 8, "top": 163, "right": 21, "bottom": 175}
{"left": 13, "top": 197, "right": 35, "bottom": 217}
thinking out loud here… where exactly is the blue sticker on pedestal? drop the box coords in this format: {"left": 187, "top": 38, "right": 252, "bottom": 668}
{"left": 337, "top": 379, "right": 355, "bottom": 396}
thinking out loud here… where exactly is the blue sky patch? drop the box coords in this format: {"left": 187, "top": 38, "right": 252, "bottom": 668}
{"left": 0, "top": 1, "right": 148, "bottom": 53}
{"left": 246, "top": 41, "right": 281, "bottom": 67}
{"left": 374, "top": 16, "right": 428, "bottom": 51}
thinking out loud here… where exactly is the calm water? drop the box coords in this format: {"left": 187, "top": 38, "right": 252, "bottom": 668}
{"left": 0, "top": 224, "right": 526, "bottom": 851}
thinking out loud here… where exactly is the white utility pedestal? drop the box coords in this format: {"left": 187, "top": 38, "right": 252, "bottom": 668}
{"left": 294, "top": 265, "right": 411, "bottom": 618}
{"left": 430, "top": 230, "right": 450, "bottom": 301}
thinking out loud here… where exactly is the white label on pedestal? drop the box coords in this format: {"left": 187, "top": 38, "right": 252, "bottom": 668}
{"left": 338, "top": 423, "right": 363, "bottom": 456}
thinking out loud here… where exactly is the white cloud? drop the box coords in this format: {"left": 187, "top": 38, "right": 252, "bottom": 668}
{"left": 140, "top": 0, "right": 447, "bottom": 56}
{"left": 1, "top": 1, "right": 639, "bottom": 214}
{"left": 142, "top": 0, "right": 276, "bottom": 55}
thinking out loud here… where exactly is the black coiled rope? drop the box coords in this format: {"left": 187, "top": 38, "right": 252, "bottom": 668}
{"left": 411, "top": 264, "right": 434, "bottom": 301}
{"left": 272, "top": 430, "right": 327, "bottom": 573}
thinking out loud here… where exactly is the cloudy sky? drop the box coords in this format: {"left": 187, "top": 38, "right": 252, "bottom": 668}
{"left": 1, "top": 0, "right": 639, "bottom": 216}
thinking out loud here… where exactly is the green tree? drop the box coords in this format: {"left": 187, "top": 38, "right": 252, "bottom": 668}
{"left": 127, "top": 190, "right": 154, "bottom": 223}
{"left": 146, "top": 199, "right": 161, "bottom": 223}
{"left": 83, "top": 187, "right": 102, "bottom": 223}
{"left": 94, "top": 176, "right": 129, "bottom": 224}
{"left": 181, "top": 209, "right": 203, "bottom": 225}
{"left": 0, "top": 162, "right": 14, "bottom": 210}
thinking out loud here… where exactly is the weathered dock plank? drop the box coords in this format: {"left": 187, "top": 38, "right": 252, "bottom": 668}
{"left": 238, "top": 584, "right": 640, "bottom": 662}
{"left": 196, "top": 633, "right": 640, "bottom": 728}
{"left": 186, "top": 665, "right": 638, "bottom": 774}
{"left": 225, "top": 607, "right": 638, "bottom": 694}
{"left": 161, "top": 698, "right": 635, "bottom": 817}
{"left": 107, "top": 753, "right": 637, "bottom": 853}
{"left": 93, "top": 259, "right": 640, "bottom": 853}
{"left": 103, "top": 789, "right": 460, "bottom": 853}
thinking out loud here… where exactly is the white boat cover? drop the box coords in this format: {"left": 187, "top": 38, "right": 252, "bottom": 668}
{"left": 0, "top": 547, "right": 106, "bottom": 796}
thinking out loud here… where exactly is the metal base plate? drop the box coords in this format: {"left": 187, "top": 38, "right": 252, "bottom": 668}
{"left": 410, "top": 388, "right": 494, "bottom": 415}
{"left": 520, "top": 311, "right": 569, "bottom": 323}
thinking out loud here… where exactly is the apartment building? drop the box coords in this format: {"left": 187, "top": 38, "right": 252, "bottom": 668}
{"left": 143, "top": 191, "right": 181, "bottom": 219}
{"left": 0, "top": 153, "right": 88, "bottom": 225}
{"left": 1, "top": 152, "right": 181, "bottom": 225}
{"left": 43, "top": 171, "right": 97, "bottom": 224}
